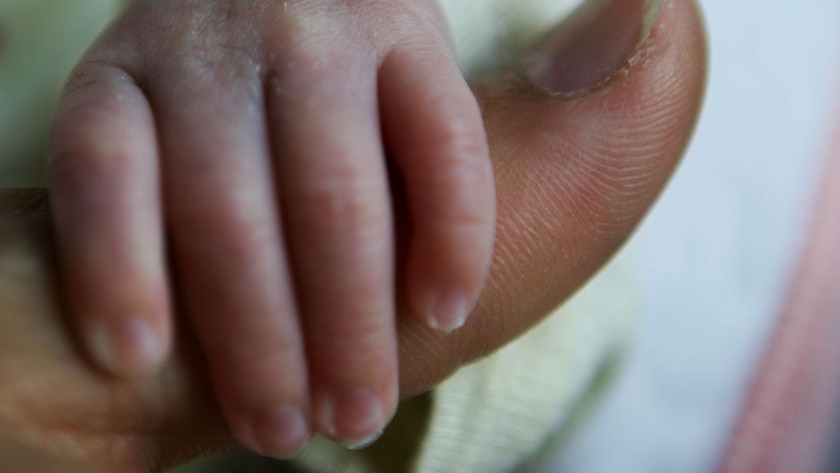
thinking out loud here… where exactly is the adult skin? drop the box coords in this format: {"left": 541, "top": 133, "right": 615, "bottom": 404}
{"left": 0, "top": 0, "right": 706, "bottom": 471}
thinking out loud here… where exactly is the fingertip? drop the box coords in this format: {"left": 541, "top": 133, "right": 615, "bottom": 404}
{"left": 234, "top": 405, "right": 312, "bottom": 459}
{"left": 406, "top": 228, "right": 493, "bottom": 334}
{"left": 379, "top": 40, "right": 495, "bottom": 334}
{"left": 83, "top": 312, "right": 170, "bottom": 378}
{"left": 423, "top": 289, "right": 471, "bottom": 333}
{"left": 314, "top": 387, "right": 391, "bottom": 449}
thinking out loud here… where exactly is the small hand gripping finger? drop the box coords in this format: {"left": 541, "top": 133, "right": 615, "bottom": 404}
{"left": 379, "top": 37, "right": 496, "bottom": 332}
{"left": 48, "top": 61, "right": 172, "bottom": 378}
{"left": 148, "top": 65, "right": 313, "bottom": 458}
{"left": 267, "top": 52, "right": 399, "bottom": 447}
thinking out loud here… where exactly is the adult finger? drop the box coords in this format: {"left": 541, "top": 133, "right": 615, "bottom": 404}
{"left": 397, "top": 0, "right": 707, "bottom": 396}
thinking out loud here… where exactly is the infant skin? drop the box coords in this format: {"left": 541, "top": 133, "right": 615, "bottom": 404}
{"left": 46, "top": 0, "right": 495, "bottom": 457}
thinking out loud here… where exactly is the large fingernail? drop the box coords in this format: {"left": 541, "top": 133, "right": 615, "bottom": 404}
{"left": 523, "top": 0, "right": 666, "bottom": 95}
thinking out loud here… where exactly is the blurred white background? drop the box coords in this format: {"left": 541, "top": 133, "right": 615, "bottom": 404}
{"left": 548, "top": 1, "right": 840, "bottom": 471}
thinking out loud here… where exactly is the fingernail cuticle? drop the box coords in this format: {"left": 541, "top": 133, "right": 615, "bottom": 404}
{"left": 523, "top": 0, "right": 668, "bottom": 95}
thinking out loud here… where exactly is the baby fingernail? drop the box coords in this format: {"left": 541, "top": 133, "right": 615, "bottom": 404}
{"left": 344, "top": 429, "right": 385, "bottom": 451}
{"left": 241, "top": 406, "right": 310, "bottom": 459}
{"left": 523, "top": 0, "right": 667, "bottom": 95}
{"left": 428, "top": 290, "right": 470, "bottom": 333}
{"left": 87, "top": 314, "right": 164, "bottom": 377}
{"left": 317, "top": 388, "right": 386, "bottom": 448}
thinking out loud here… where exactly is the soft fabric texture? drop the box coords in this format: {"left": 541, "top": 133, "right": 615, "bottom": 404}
{"left": 295, "top": 248, "right": 637, "bottom": 473}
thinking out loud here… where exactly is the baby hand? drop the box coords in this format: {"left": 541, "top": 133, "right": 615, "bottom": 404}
{"left": 47, "top": 0, "right": 494, "bottom": 456}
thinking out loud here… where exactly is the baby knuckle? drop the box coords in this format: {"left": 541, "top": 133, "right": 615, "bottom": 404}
{"left": 172, "top": 207, "right": 276, "bottom": 264}
{"left": 432, "top": 138, "right": 492, "bottom": 191}
{"left": 268, "top": 3, "right": 342, "bottom": 48}
{"left": 135, "top": 6, "right": 263, "bottom": 85}
{"left": 433, "top": 195, "right": 494, "bottom": 235}
{"left": 449, "top": 212, "right": 495, "bottom": 238}
{"left": 160, "top": 41, "right": 261, "bottom": 92}
{"left": 439, "top": 121, "right": 489, "bottom": 163}
{"left": 48, "top": 138, "right": 136, "bottom": 187}
{"left": 295, "top": 176, "right": 386, "bottom": 233}
{"left": 279, "top": 29, "right": 367, "bottom": 80}
{"left": 64, "top": 61, "right": 134, "bottom": 96}
{"left": 312, "top": 299, "right": 395, "bottom": 355}
{"left": 358, "top": 0, "right": 444, "bottom": 40}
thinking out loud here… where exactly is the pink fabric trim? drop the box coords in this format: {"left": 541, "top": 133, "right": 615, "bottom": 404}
{"left": 718, "top": 89, "right": 840, "bottom": 472}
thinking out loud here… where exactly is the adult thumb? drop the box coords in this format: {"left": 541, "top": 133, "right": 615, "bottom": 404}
{"left": 399, "top": 0, "right": 707, "bottom": 395}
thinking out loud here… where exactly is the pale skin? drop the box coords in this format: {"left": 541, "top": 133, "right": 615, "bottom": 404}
{"left": 9, "top": 0, "right": 710, "bottom": 469}
{"left": 47, "top": 0, "right": 495, "bottom": 456}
